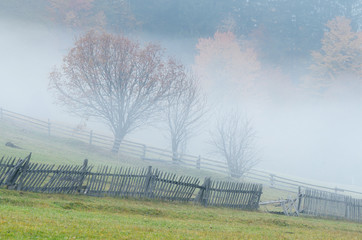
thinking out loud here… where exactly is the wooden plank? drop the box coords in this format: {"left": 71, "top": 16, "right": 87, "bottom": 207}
{"left": 92, "top": 166, "right": 103, "bottom": 195}
{"left": 54, "top": 165, "right": 72, "bottom": 193}
{"left": 185, "top": 176, "right": 197, "bottom": 201}
{"left": 230, "top": 182, "right": 239, "bottom": 208}
{"left": 21, "top": 163, "right": 41, "bottom": 191}
{"left": 181, "top": 176, "right": 192, "bottom": 201}
{"left": 157, "top": 172, "right": 169, "bottom": 199}
{"left": 43, "top": 165, "right": 64, "bottom": 192}
{"left": 176, "top": 176, "right": 188, "bottom": 201}
{"left": 27, "top": 163, "right": 48, "bottom": 191}
{"left": 179, "top": 176, "right": 192, "bottom": 201}
{"left": 134, "top": 168, "right": 143, "bottom": 197}
{"left": 123, "top": 168, "right": 133, "bottom": 196}
{"left": 115, "top": 168, "right": 127, "bottom": 196}
{"left": 165, "top": 173, "right": 175, "bottom": 200}
{"left": 58, "top": 165, "right": 75, "bottom": 193}
{"left": 119, "top": 167, "right": 128, "bottom": 196}
{"left": 235, "top": 182, "right": 243, "bottom": 208}
{"left": 138, "top": 168, "right": 148, "bottom": 197}
{"left": 225, "top": 181, "right": 233, "bottom": 207}
{"left": 34, "top": 164, "right": 55, "bottom": 192}
{"left": 234, "top": 182, "right": 243, "bottom": 209}
{"left": 67, "top": 165, "right": 84, "bottom": 194}
{"left": 95, "top": 166, "right": 105, "bottom": 196}
{"left": 0, "top": 156, "right": 12, "bottom": 183}
{"left": 107, "top": 167, "right": 118, "bottom": 196}
{"left": 55, "top": 165, "right": 72, "bottom": 193}
{"left": 63, "top": 165, "right": 81, "bottom": 193}
{"left": 171, "top": 176, "right": 183, "bottom": 201}
{"left": 112, "top": 167, "right": 123, "bottom": 196}
{"left": 99, "top": 166, "right": 109, "bottom": 195}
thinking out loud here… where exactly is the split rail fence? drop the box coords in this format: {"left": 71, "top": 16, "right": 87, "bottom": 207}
{"left": 0, "top": 154, "right": 262, "bottom": 210}
{"left": 1, "top": 107, "right": 362, "bottom": 197}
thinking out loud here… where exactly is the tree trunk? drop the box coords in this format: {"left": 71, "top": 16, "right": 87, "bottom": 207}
{"left": 227, "top": 159, "right": 241, "bottom": 178}
{"left": 171, "top": 139, "right": 179, "bottom": 163}
{"left": 111, "top": 131, "right": 125, "bottom": 153}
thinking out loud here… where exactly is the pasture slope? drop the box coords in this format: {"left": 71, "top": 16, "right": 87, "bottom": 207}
{"left": 0, "top": 189, "right": 361, "bottom": 239}
{"left": 0, "top": 118, "right": 362, "bottom": 239}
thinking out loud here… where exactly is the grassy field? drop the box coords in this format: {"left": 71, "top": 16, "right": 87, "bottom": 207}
{"left": 1, "top": 119, "right": 362, "bottom": 239}
{"left": 1, "top": 189, "right": 361, "bottom": 239}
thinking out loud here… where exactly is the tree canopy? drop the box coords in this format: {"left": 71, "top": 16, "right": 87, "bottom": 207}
{"left": 311, "top": 16, "right": 362, "bottom": 83}
{"left": 49, "top": 31, "right": 185, "bottom": 152}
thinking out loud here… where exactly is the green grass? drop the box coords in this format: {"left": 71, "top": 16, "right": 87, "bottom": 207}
{"left": 0, "top": 189, "right": 361, "bottom": 239}
{"left": 1, "top": 119, "right": 362, "bottom": 239}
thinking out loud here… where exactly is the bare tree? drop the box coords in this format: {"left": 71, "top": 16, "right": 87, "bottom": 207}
{"left": 49, "top": 30, "right": 183, "bottom": 153}
{"left": 163, "top": 70, "right": 207, "bottom": 162}
{"left": 210, "top": 112, "right": 259, "bottom": 178}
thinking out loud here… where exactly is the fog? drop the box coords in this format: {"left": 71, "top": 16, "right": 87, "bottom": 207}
{"left": 1, "top": 15, "right": 361, "bottom": 188}
{"left": 0, "top": 19, "right": 71, "bottom": 120}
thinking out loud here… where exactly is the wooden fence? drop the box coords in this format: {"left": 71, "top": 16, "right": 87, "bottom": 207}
{"left": 0, "top": 154, "right": 262, "bottom": 210}
{"left": 2, "top": 107, "right": 362, "bottom": 197}
{"left": 196, "top": 178, "right": 262, "bottom": 209}
{"left": 299, "top": 188, "right": 362, "bottom": 222}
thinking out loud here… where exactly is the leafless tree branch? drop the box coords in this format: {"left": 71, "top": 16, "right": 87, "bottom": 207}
{"left": 162, "top": 69, "right": 207, "bottom": 162}
{"left": 210, "top": 111, "right": 259, "bottom": 177}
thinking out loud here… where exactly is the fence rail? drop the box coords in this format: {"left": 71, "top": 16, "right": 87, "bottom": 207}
{"left": 0, "top": 154, "right": 262, "bottom": 210}
{"left": 1, "top": 107, "right": 362, "bottom": 197}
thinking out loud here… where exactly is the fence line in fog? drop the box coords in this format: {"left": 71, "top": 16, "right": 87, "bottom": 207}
{"left": 1, "top": 107, "right": 362, "bottom": 197}
{"left": 0, "top": 154, "right": 262, "bottom": 210}
{"left": 300, "top": 188, "right": 362, "bottom": 222}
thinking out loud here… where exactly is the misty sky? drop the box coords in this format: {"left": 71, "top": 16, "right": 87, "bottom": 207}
{"left": 1, "top": 7, "right": 362, "bottom": 189}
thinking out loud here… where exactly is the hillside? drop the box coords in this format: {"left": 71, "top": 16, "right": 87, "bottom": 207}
{"left": 1, "top": 189, "right": 361, "bottom": 239}
{"left": 0, "top": 113, "right": 293, "bottom": 203}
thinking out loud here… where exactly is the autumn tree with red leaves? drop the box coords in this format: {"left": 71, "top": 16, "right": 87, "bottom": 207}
{"left": 49, "top": 31, "right": 184, "bottom": 153}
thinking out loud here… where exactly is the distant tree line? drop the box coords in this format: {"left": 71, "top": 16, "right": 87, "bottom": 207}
{"left": 2, "top": 1, "right": 361, "bottom": 64}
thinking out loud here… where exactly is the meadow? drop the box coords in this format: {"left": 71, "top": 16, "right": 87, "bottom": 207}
{"left": 0, "top": 119, "right": 361, "bottom": 239}
{"left": 1, "top": 189, "right": 361, "bottom": 239}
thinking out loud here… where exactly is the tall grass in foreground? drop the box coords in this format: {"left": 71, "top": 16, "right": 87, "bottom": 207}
{"left": 0, "top": 189, "right": 361, "bottom": 239}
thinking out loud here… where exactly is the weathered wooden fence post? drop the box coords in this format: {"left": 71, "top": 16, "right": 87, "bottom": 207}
{"left": 142, "top": 145, "right": 147, "bottom": 159}
{"left": 47, "top": 119, "right": 51, "bottom": 136}
{"left": 345, "top": 196, "right": 351, "bottom": 220}
{"left": 16, "top": 156, "right": 31, "bottom": 191}
{"left": 89, "top": 130, "right": 93, "bottom": 145}
{"left": 297, "top": 186, "right": 302, "bottom": 214}
{"left": 195, "top": 177, "right": 211, "bottom": 207}
{"left": 77, "top": 159, "right": 88, "bottom": 193}
{"left": 143, "top": 166, "right": 155, "bottom": 198}
{"left": 196, "top": 156, "right": 201, "bottom": 170}
{"left": 270, "top": 174, "right": 275, "bottom": 187}
{"left": 5, "top": 153, "right": 31, "bottom": 190}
